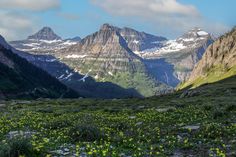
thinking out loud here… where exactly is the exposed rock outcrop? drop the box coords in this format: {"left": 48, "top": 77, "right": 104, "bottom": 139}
{"left": 180, "top": 27, "right": 236, "bottom": 88}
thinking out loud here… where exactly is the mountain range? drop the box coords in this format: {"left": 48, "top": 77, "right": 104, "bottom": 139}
{"left": 9, "top": 27, "right": 141, "bottom": 98}
{"left": 9, "top": 24, "right": 215, "bottom": 97}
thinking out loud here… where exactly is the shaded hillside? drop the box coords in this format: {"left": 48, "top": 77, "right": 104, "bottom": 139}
{"left": 13, "top": 51, "right": 142, "bottom": 99}
{"left": 0, "top": 36, "right": 79, "bottom": 99}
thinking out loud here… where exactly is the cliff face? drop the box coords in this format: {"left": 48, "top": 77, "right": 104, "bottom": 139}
{"left": 59, "top": 24, "right": 169, "bottom": 97}
{"left": 60, "top": 24, "right": 144, "bottom": 76}
{"left": 180, "top": 27, "right": 236, "bottom": 89}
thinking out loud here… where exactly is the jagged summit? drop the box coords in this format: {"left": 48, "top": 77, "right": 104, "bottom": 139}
{"left": 27, "top": 27, "right": 62, "bottom": 41}
{"left": 100, "top": 23, "right": 119, "bottom": 31}
{"left": 180, "top": 28, "right": 209, "bottom": 39}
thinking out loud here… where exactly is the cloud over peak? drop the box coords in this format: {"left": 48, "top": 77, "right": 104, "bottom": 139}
{"left": 0, "top": 11, "right": 35, "bottom": 40}
{"left": 90, "top": 0, "right": 229, "bottom": 37}
{"left": 0, "top": 0, "right": 60, "bottom": 11}
{"left": 91, "top": 0, "right": 199, "bottom": 17}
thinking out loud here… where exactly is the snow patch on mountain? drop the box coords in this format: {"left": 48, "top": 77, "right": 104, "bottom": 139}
{"left": 134, "top": 28, "right": 211, "bottom": 58}
{"left": 58, "top": 74, "right": 65, "bottom": 79}
{"left": 132, "top": 40, "right": 140, "bottom": 44}
{"left": 65, "top": 54, "right": 87, "bottom": 59}
{"left": 142, "top": 40, "right": 186, "bottom": 55}
{"left": 9, "top": 27, "right": 80, "bottom": 54}
{"left": 61, "top": 40, "right": 77, "bottom": 46}
{"left": 197, "top": 31, "right": 208, "bottom": 36}
{"left": 40, "top": 39, "right": 62, "bottom": 44}
{"left": 95, "top": 74, "right": 99, "bottom": 79}
{"left": 63, "top": 73, "right": 73, "bottom": 80}
{"left": 108, "top": 71, "right": 113, "bottom": 76}
{"left": 79, "top": 72, "right": 89, "bottom": 82}
{"left": 23, "top": 43, "right": 41, "bottom": 47}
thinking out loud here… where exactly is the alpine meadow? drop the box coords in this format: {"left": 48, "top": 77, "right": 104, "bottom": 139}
{"left": 0, "top": 0, "right": 235, "bottom": 157}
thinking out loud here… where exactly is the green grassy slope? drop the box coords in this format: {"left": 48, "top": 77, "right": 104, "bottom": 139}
{"left": 0, "top": 76, "right": 235, "bottom": 156}
{"left": 178, "top": 65, "right": 236, "bottom": 89}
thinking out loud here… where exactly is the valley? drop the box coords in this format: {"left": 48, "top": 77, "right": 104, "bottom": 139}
{"left": 10, "top": 24, "right": 213, "bottom": 97}
{"left": 0, "top": 12, "right": 235, "bottom": 157}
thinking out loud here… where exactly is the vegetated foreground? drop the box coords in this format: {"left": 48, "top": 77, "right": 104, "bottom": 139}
{"left": 0, "top": 77, "right": 236, "bottom": 157}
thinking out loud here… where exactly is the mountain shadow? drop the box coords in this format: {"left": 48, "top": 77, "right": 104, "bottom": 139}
{"left": 0, "top": 46, "right": 79, "bottom": 99}
{"left": 144, "top": 58, "right": 180, "bottom": 87}
{"left": 15, "top": 50, "right": 142, "bottom": 99}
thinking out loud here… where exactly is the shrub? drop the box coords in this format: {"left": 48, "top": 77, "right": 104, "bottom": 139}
{"left": 69, "top": 124, "right": 104, "bottom": 142}
{"left": 213, "top": 109, "right": 226, "bottom": 119}
{"left": 36, "top": 107, "right": 53, "bottom": 113}
{"left": 225, "top": 104, "right": 236, "bottom": 112}
{"left": 0, "top": 137, "right": 38, "bottom": 157}
{"left": 45, "top": 119, "right": 72, "bottom": 129}
{"left": 203, "top": 104, "right": 212, "bottom": 111}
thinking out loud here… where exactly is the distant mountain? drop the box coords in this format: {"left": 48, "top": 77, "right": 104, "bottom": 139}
{"left": 66, "top": 36, "right": 81, "bottom": 42}
{"left": 0, "top": 35, "right": 79, "bottom": 99}
{"left": 119, "top": 26, "right": 167, "bottom": 52}
{"left": 58, "top": 24, "right": 170, "bottom": 97}
{"left": 10, "top": 24, "right": 214, "bottom": 97}
{"left": 179, "top": 27, "right": 236, "bottom": 89}
{"left": 9, "top": 27, "right": 142, "bottom": 98}
{"left": 10, "top": 27, "right": 80, "bottom": 54}
{"left": 28, "top": 27, "right": 62, "bottom": 41}
{"left": 139, "top": 28, "right": 214, "bottom": 86}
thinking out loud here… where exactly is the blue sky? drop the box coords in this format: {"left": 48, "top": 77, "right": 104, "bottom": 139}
{"left": 0, "top": 0, "right": 235, "bottom": 40}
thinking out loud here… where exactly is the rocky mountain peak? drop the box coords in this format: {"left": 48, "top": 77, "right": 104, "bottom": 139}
{"left": 100, "top": 23, "right": 119, "bottom": 32}
{"left": 121, "top": 27, "right": 139, "bottom": 34}
{"left": 27, "top": 27, "right": 62, "bottom": 41}
{"left": 173, "top": 28, "right": 212, "bottom": 49}
{"left": 180, "top": 28, "right": 209, "bottom": 39}
{"left": 79, "top": 24, "right": 122, "bottom": 46}
{"left": 119, "top": 27, "right": 167, "bottom": 52}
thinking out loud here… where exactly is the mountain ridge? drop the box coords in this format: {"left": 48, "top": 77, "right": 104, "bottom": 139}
{"left": 179, "top": 27, "right": 236, "bottom": 89}
{"left": 58, "top": 24, "right": 169, "bottom": 97}
{"left": 9, "top": 24, "right": 215, "bottom": 97}
{"left": 8, "top": 29, "right": 143, "bottom": 98}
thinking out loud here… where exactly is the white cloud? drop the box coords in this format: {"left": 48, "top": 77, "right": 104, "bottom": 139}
{"left": 91, "top": 0, "right": 230, "bottom": 37}
{"left": 91, "top": 0, "right": 199, "bottom": 17}
{"left": 0, "top": 0, "right": 61, "bottom": 40}
{"left": 0, "top": 0, "right": 60, "bottom": 11}
{"left": 0, "top": 11, "right": 36, "bottom": 40}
